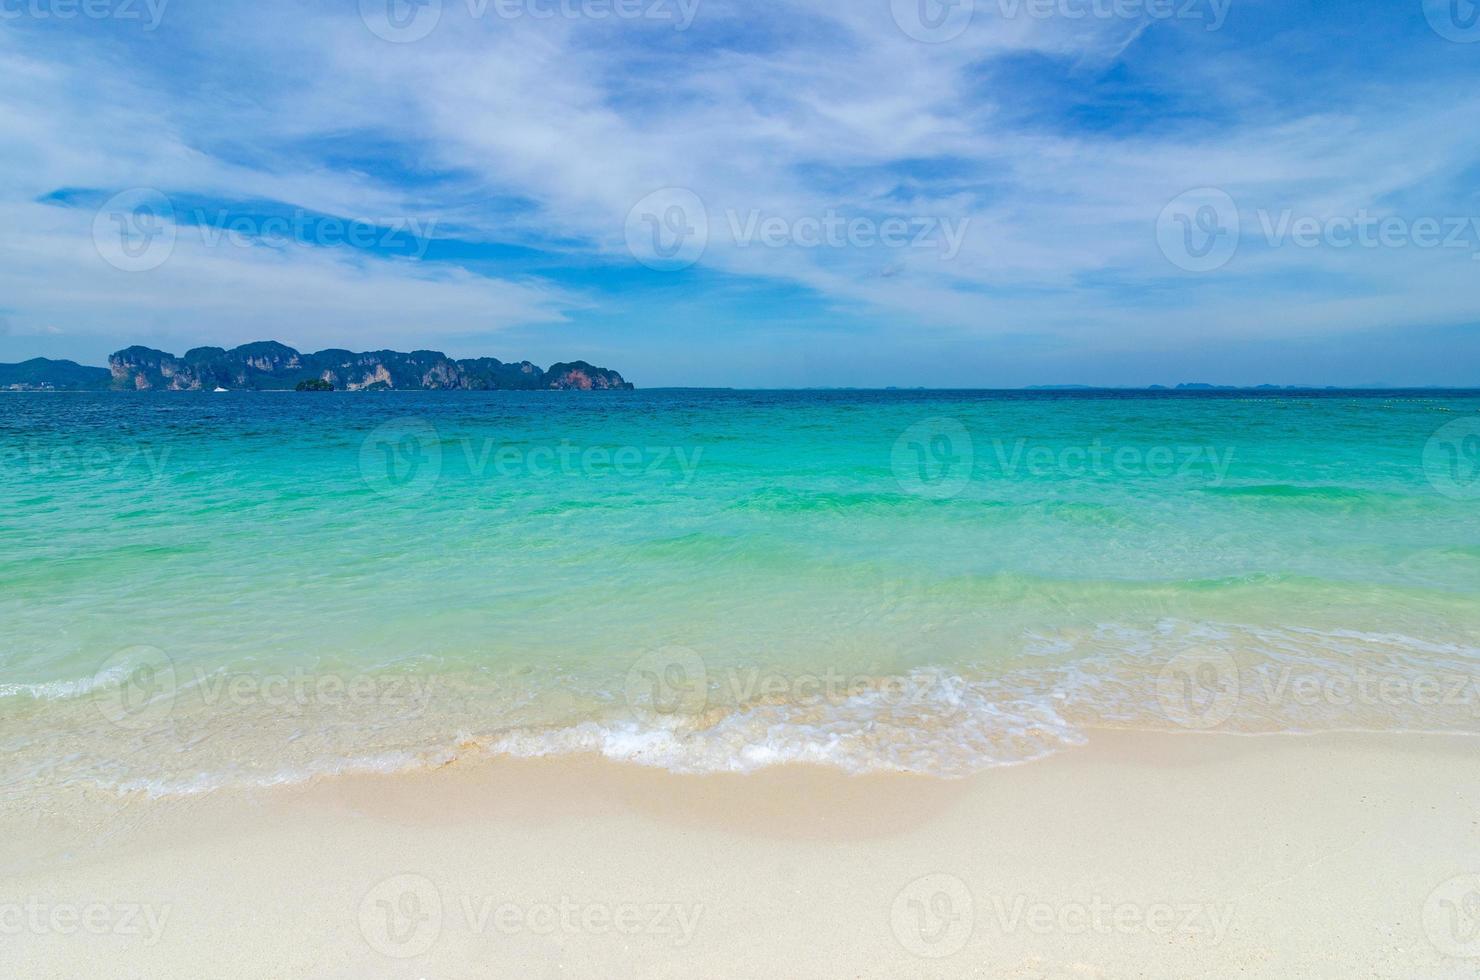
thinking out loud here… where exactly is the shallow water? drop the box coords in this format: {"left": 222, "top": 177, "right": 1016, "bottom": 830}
{"left": 3, "top": 389, "right": 1479, "bottom": 795}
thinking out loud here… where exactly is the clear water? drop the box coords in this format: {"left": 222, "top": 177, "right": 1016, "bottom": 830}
{"left": 3, "top": 389, "right": 1478, "bottom": 795}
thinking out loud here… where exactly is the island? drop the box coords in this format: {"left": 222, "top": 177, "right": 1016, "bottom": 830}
{"left": 0, "top": 342, "right": 633, "bottom": 392}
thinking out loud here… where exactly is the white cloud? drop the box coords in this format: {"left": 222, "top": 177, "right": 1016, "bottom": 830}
{"left": 2, "top": 0, "right": 1478, "bottom": 368}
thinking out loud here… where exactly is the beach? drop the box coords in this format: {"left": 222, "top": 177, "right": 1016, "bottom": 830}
{"left": 3, "top": 389, "right": 1479, "bottom": 977}
{"left": 3, "top": 729, "right": 1477, "bottom": 979}
{"left": 9, "top": 0, "right": 1480, "bottom": 972}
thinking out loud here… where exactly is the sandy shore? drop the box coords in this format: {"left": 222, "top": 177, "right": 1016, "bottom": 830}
{"left": 2, "top": 730, "right": 1477, "bottom": 979}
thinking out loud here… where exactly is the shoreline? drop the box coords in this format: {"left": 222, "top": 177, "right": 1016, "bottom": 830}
{"left": 4, "top": 729, "right": 1477, "bottom": 978}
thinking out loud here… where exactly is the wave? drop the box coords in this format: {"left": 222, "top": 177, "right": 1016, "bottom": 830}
{"left": 483, "top": 668, "right": 1086, "bottom": 777}
{"left": 1200, "top": 484, "right": 1418, "bottom": 508}
{"left": 5, "top": 622, "right": 1477, "bottom": 797}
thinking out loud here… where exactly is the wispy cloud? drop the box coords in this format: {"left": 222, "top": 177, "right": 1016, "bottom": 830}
{"left": 1, "top": 0, "right": 1476, "bottom": 383}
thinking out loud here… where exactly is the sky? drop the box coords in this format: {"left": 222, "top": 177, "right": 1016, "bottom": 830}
{"left": 0, "top": 0, "right": 1478, "bottom": 388}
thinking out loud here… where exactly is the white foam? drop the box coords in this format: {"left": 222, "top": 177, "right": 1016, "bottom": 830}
{"left": 484, "top": 670, "right": 1088, "bottom": 777}
{"left": 8, "top": 621, "right": 1479, "bottom": 797}
{"left": 0, "top": 668, "right": 123, "bottom": 701}
{"left": 104, "top": 748, "right": 456, "bottom": 799}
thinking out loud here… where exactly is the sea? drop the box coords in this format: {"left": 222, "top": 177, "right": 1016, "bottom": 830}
{"left": 2, "top": 388, "right": 1478, "bottom": 797}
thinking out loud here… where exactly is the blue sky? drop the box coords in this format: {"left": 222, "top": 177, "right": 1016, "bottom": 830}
{"left": 1, "top": 0, "right": 1478, "bottom": 387}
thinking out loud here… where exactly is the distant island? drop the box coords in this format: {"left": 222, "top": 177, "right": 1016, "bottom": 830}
{"left": 0, "top": 342, "right": 633, "bottom": 392}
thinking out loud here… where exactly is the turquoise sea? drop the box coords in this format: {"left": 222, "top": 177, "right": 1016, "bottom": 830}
{"left": 3, "top": 389, "right": 1479, "bottom": 796}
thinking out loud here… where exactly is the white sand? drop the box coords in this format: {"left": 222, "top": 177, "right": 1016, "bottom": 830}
{"left": 2, "top": 730, "right": 1478, "bottom": 979}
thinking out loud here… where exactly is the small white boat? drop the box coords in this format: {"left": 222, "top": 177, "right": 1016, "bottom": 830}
{"left": 213, "top": 387, "right": 229, "bottom": 393}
